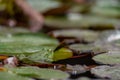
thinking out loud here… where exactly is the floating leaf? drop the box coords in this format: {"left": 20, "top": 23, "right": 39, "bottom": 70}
{"left": 28, "top": 47, "right": 54, "bottom": 62}
{"left": 26, "top": 0, "right": 61, "bottom": 13}
{"left": 0, "top": 26, "right": 30, "bottom": 35}
{"left": 91, "top": 7, "right": 120, "bottom": 18}
{"left": 91, "top": 65, "right": 120, "bottom": 79}
{"left": 93, "top": 51, "right": 120, "bottom": 65}
{"left": 69, "top": 44, "right": 107, "bottom": 55}
{"left": 91, "top": 0, "right": 120, "bottom": 17}
{"left": 45, "top": 15, "right": 119, "bottom": 29}
{"left": 95, "top": 0, "right": 120, "bottom": 8}
{"left": 51, "top": 29, "right": 99, "bottom": 42}
{"left": 66, "top": 64, "right": 87, "bottom": 75}
{"left": 0, "top": 33, "right": 59, "bottom": 55}
{"left": 8, "top": 66, "right": 69, "bottom": 79}
{"left": 53, "top": 48, "right": 73, "bottom": 61}
{"left": 0, "top": 72, "right": 31, "bottom": 80}
{"left": 28, "top": 48, "right": 73, "bottom": 62}
{"left": 94, "top": 30, "right": 120, "bottom": 51}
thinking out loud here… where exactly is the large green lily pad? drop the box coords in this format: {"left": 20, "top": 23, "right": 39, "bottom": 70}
{"left": 91, "top": 0, "right": 120, "bottom": 17}
{"left": 26, "top": 0, "right": 61, "bottom": 13}
{"left": 95, "top": 30, "right": 120, "bottom": 50}
{"left": 0, "top": 72, "right": 31, "bottom": 80}
{"left": 28, "top": 48, "right": 73, "bottom": 62}
{"left": 95, "top": 0, "right": 120, "bottom": 8}
{"left": 91, "top": 65, "right": 120, "bottom": 79}
{"left": 0, "top": 26, "right": 30, "bottom": 36}
{"left": 51, "top": 29, "right": 99, "bottom": 42}
{"left": 0, "top": 33, "right": 59, "bottom": 55}
{"left": 93, "top": 51, "right": 120, "bottom": 65}
{"left": 9, "top": 66, "right": 69, "bottom": 79}
{"left": 69, "top": 44, "right": 107, "bottom": 54}
{"left": 91, "top": 7, "right": 120, "bottom": 18}
{"left": 112, "top": 39, "right": 120, "bottom": 47}
{"left": 45, "top": 15, "right": 119, "bottom": 29}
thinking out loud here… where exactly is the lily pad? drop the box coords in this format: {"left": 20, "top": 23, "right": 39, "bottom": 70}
{"left": 26, "top": 0, "right": 61, "bottom": 13}
{"left": 91, "top": 7, "right": 120, "bottom": 18}
{"left": 28, "top": 47, "right": 54, "bottom": 62}
{"left": 8, "top": 66, "right": 70, "bottom": 79}
{"left": 53, "top": 48, "right": 73, "bottom": 61}
{"left": 91, "top": 0, "right": 120, "bottom": 18}
{"left": 0, "top": 33, "right": 59, "bottom": 55}
{"left": 93, "top": 51, "right": 120, "bottom": 65}
{"left": 45, "top": 15, "right": 119, "bottom": 29}
{"left": 0, "top": 72, "right": 31, "bottom": 80}
{"left": 91, "top": 65, "right": 120, "bottom": 79}
{"left": 28, "top": 48, "right": 73, "bottom": 62}
{"left": 69, "top": 44, "right": 107, "bottom": 54}
{"left": 0, "top": 26, "right": 30, "bottom": 36}
{"left": 66, "top": 64, "right": 87, "bottom": 75}
{"left": 95, "top": 30, "right": 120, "bottom": 50}
{"left": 51, "top": 29, "right": 99, "bottom": 42}
{"left": 95, "top": 0, "right": 120, "bottom": 8}
{"left": 112, "top": 39, "right": 120, "bottom": 47}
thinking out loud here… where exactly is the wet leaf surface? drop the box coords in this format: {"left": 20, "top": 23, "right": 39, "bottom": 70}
{"left": 26, "top": 0, "right": 62, "bottom": 13}
{"left": 8, "top": 66, "right": 70, "bottom": 79}
{"left": 69, "top": 44, "right": 107, "bottom": 55}
{"left": 0, "top": 72, "right": 31, "bottom": 80}
{"left": 50, "top": 29, "right": 100, "bottom": 42}
{"left": 91, "top": 65, "right": 120, "bottom": 79}
{"left": 45, "top": 15, "right": 119, "bottom": 30}
{"left": 93, "top": 51, "right": 120, "bottom": 65}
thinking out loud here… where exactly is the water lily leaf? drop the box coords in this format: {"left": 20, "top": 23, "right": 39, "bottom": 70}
{"left": 95, "top": 0, "right": 120, "bottom": 9}
{"left": 26, "top": 0, "right": 61, "bottom": 13}
{"left": 91, "top": 0, "right": 120, "bottom": 17}
{"left": 28, "top": 47, "right": 54, "bottom": 62}
{"left": 28, "top": 48, "right": 73, "bottom": 62}
{"left": 93, "top": 51, "right": 120, "bottom": 65}
{"left": 66, "top": 64, "right": 87, "bottom": 75}
{"left": 0, "top": 72, "right": 31, "bottom": 80}
{"left": 91, "top": 65, "right": 120, "bottom": 79}
{"left": 113, "top": 39, "right": 120, "bottom": 47}
{"left": 51, "top": 29, "right": 99, "bottom": 42}
{"left": 45, "top": 15, "right": 119, "bottom": 29}
{"left": 0, "top": 33, "right": 59, "bottom": 55}
{"left": 8, "top": 66, "right": 69, "bottom": 79}
{"left": 0, "top": 26, "right": 30, "bottom": 34}
{"left": 95, "top": 30, "right": 120, "bottom": 51}
{"left": 91, "top": 7, "right": 120, "bottom": 18}
{"left": 69, "top": 44, "right": 107, "bottom": 55}
{"left": 53, "top": 48, "right": 73, "bottom": 61}
{"left": 0, "top": 26, "right": 31, "bottom": 38}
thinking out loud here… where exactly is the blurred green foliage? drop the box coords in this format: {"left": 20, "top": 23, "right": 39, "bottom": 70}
{"left": 0, "top": 0, "right": 14, "bottom": 16}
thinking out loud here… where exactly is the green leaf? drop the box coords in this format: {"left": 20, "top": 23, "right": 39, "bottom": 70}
{"left": 93, "top": 51, "right": 120, "bottom": 64}
{"left": 28, "top": 48, "right": 73, "bottom": 62}
{"left": 28, "top": 47, "right": 55, "bottom": 62}
{"left": 45, "top": 15, "right": 119, "bottom": 29}
{"left": 8, "top": 66, "right": 70, "bottom": 79}
{"left": 69, "top": 44, "right": 107, "bottom": 54}
{"left": 95, "top": 0, "right": 120, "bottom": 9}
{"left": 52, "top": 29, "right": 99, "bottom": 42}
{"left": 26, "top": 0, "right": 61, "bottom": 13}
{"left": 53, "top": 48, "right": 73, "bottom": 61}
{"left": 0, "top": 33, "right": 59, "bottom": 56}
{"left": 0, "top": 72, "right": 31, "bottom": 80}
{"left": 91, "top": 7, "right": 120, "bottom": 17}
{"left": 0, "top": 26, "right": 30, "bottom": 35}
{"left": 91, "top": 65, "right": 120, "bottom": 79}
